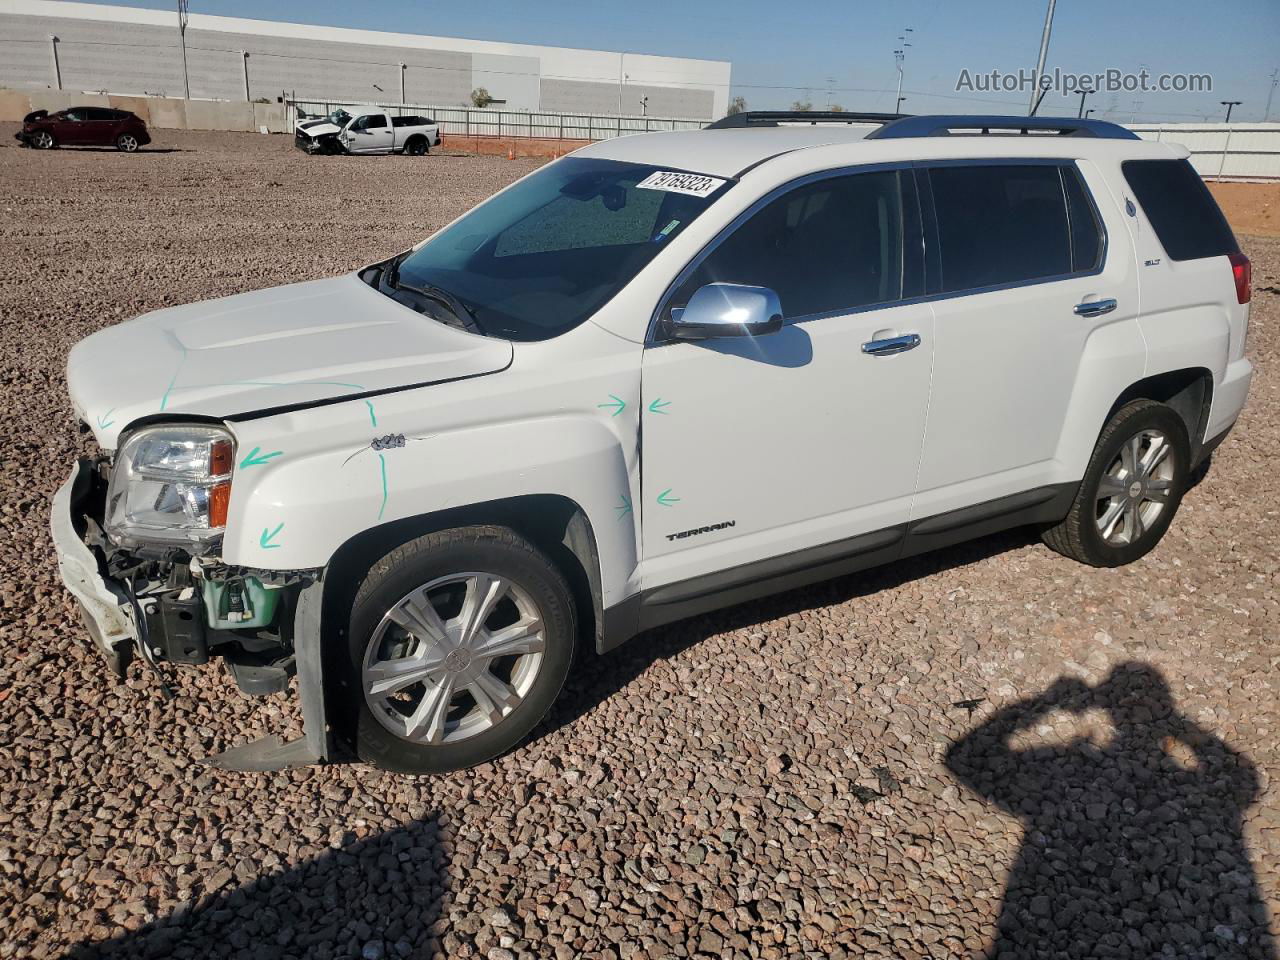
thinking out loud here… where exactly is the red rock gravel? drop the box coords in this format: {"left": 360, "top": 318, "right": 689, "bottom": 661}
{"left": 0, "top": 127, "right": 1277, "bottom": 959}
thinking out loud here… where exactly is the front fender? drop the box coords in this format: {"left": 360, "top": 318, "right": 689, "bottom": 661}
{"left": 220, "top": 372, "right": 641, "bottom": 607}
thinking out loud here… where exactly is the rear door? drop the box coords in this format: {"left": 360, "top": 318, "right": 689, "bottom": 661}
{"left": 911, "top": 159, "right": 1139, "bottom": 519}
{"left": 83, "top": 108, "right": 117, "bottom": 146}
{"left": 639, "top": 167, "right": 935, "bottom": 591}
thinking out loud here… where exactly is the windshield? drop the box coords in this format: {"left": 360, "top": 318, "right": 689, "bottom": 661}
{"left": 391, "top": 157, "right": 730, "bottom": 341}
{"left": 327, "top": 109, "right": 351, "bottom": 126}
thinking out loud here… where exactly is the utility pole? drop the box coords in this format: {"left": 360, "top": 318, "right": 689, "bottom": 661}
{"left": 1028, "top": 0, "right": 1058, "bottom": 115}
{"left": 399, "top": 62, "right": 406, "bottom": 106}
{"left": 177, "top": 0, "right": 190, "bottom": 99}
{"left": 617, "top": 51, "right": 626, "bottom": 116}
{"left": 893, "top": 27, "right": 912, "bottom": 114}
{"left": 1265, "top": 69, "right": 1278, "bottom": 121}
{"left": 1220, "top": 100, "right": 1241, "bottom": 122}
{"left": 241, "top": 50, "right": 250, "bottom": 102}
{"left": 639, "top": 95, "right": 648, "bottom": 116}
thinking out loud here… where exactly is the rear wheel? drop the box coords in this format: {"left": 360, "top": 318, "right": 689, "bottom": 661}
{"left": 404, "top": 137, "right": 428, "bottom": 156}
{"left": 337, "top": 526, "right": 576, "bottom": 773}
{"left": 1042, "top": 399, "right": 1190, "bottom": 567}
{"left": 115, "top": 133, "right": 140, "bottom": 152}
{"left": 32, "top": 130, "right": 56, "bottom": 149}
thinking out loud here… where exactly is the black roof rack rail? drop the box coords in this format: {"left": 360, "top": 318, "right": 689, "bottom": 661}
{"left": 866, "top": 114, "right": 1139, "bottom": 140}
{"left": 707, "top": 110, "right": 908, "bottom": 129}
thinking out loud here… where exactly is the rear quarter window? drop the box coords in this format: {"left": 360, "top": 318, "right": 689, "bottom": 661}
{"left": 1121, "top": 159, "right": 1238, "bottom": 261}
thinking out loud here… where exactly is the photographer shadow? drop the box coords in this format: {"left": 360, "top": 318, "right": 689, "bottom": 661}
{"left": 68, "top": 813, "right": 449, "bottom": 959}
{"left": 946, "top": 663, "right": 1277, "bottom": 959}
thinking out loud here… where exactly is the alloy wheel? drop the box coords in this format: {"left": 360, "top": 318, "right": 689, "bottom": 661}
{"left": 1095, "top": 429, "right": 1175, "bottom": 546}
{"left": 362, "top": 572, "right": 547, "bottom": 745}
{"left": 117, "top": 134, "right": 139, "bottom": 152}
{"left": 34, "top": 131, "right": 54, "bottom": 149}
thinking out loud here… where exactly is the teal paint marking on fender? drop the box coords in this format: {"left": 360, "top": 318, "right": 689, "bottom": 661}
{"left": 377, "top": 453, "right": 389, "bottom": 522}
{"left": 259, "top": 523, "right": 284, "bottom": 549}
{"left": 656, "top": 488, "right": 681, "bottom": 507}
{"left": 239, "top": 447, "right": 283, "bottom": 469}
{"left": 597, "top": 395, "right": 626, "bottom": 417}
{"left": 159, "top": 345, "right": 189, "bottom": 412}
{"left": 96, "top": 409, "right": 115, "bottom": 430}
{"left": 648, "top": 398, "right": 671, "bottom": 415}
{"left": 616, "top": 494, "right": 632, "bottom": 519}
{"left": 365, "top": 400, "right": 378, "bottom": 428}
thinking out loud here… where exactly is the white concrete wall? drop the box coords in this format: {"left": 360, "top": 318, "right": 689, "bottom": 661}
{"left": 0, "top": 0, "right": 731, "bottom": 117}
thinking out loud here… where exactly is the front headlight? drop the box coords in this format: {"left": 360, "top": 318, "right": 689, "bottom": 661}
{"left": 104, "top": 425, "right": 235, "bottom": 554}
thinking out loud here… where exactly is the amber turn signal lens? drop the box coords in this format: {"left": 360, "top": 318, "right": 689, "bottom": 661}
{"left": 208, "top": 482, "right": 231, "bottom": 529}
{"left": 210, "top": 439, "right": 234, "bottom": 477}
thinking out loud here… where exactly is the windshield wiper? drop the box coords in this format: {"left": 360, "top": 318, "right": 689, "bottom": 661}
{"left": 384, "top": 254, "right": 484, "bottom": 335}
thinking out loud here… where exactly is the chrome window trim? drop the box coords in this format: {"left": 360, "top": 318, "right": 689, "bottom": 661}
{"left": 646, "top": 161, "right": 919, "bottom": 345}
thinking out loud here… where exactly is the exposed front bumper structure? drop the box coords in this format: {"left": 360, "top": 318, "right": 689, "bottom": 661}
{"left": 50, "top": 460, "right": 332, "bottom": 770}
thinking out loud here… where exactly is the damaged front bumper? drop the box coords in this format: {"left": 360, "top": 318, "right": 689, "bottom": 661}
{"left": 49, "top": 459, "right": 332, "bottom": 771}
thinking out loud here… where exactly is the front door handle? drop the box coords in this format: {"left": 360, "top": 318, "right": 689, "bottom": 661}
{"left": 1074, "top": 298, "right": 1117, "bottom": 318}
{"left": 861, "top": 333, "right": 921, "bottom": 356}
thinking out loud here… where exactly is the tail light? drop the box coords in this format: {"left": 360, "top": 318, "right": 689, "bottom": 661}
{"left": 1228, "top": 252, "right": 1251, "bottom": 305}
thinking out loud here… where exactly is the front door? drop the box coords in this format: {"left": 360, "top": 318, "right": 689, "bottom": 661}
{"left": 911, "top": 160, "right": 1141, "bottom": 518}
{"left": 52, "top": 109, "right": 89, "bottom": 145}
{"left": 347, "top": 114, "right": 393, "bottom": 153}
{"left": 640, "top": 168, "right": 934, "bottom": 592}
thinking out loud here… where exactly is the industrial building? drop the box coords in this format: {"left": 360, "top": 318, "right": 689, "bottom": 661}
{"left": 0, "top": 0, "right": 732, "bottom": 118}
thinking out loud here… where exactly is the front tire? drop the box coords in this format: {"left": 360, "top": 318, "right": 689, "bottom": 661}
{"left": 1042, "top": 399, "right": 1190, "bottom": 567}
{"left": 32, "top": 130, "right": 56, "bottom": 149}
{"left": 337, "top": 526, "right": 576, "bottom": 773}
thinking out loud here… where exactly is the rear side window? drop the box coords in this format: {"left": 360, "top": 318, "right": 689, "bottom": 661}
{"left": 675, "top": 170, "right": 909, "bottom": 319}
{"left": 929, "top": 163, "right": 1101, "bottom": 293}
{"left": 1121, "top": 159, "right": 1238, "bottom": 261}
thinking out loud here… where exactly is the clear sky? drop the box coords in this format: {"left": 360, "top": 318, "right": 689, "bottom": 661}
{"left": 104, "top": 0, "right": 1280, "bottom": 122}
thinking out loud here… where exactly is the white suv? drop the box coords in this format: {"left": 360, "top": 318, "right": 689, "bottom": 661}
{"left": 52, "top": 113, "right": 1254, "bottom": 773}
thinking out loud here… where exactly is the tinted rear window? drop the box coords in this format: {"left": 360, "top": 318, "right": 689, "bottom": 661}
{"left": 929, "top": 164, "right": 1075, "bottom": 293}
{"left": 1121, "top": 159, "right": 1237, "bottom": 261}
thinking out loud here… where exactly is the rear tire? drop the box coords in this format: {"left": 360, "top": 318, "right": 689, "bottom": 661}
{"left": 336, "top": 525, "right": 576, "bottom": 773}
{"left": 404, "top": 137, "right": 428, "bottom": 156}
{"left": 115, "top": 133, "right": 140, "bottom": 152}
{"left": 1042, "top": 399, "right": 1190, "bottom": 567}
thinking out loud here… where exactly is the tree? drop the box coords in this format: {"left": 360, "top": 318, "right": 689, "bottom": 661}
{"left": 470, "top": 87, "right": 494, "bottom": 108}
{"left": 790, "top": 100, "right": 813, "bottom": 112}
{"left": 727, "top": 95, "right": 747, "bottom": 115}
{"left": 829, "top": 104, "right": 845, "bottom": 112}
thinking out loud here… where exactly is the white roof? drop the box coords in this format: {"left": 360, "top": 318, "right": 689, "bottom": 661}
{"left": 578, "top": 124, "right": 1181, "bottom": 179}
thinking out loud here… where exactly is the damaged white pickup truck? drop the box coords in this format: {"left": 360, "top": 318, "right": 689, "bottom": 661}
{"left": 294, "top": 108, "right": 441, "bottom": 156}
{"left": 52, "top": 113, "right": 1252, "bottom": 774}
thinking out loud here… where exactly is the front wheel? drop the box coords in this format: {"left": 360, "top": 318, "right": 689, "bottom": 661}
{"left": 32, "top": 130, "right": 56, "bottom": 149}
{"left": 337, "top": 526, "right": 576, "bottom": 773}
{"left": 115, "top": 133, "right": 140, "bottom": 152}
{"left": 1042, "top": 399, "right": 1190, "bottom": 567}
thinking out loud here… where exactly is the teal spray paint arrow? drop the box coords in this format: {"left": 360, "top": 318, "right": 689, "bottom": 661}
{"left": 96, "top": 409, "right": 116, "bottom": 430}
{"left": 239, "top": 446, "right": 283, "bottom": 469}
{"left": 648, "top": 398, "right": 671, "bottom": 415}
{"left": 597, "top": 395, "right": 626, "bottom": 417}
{"left": 259, "top": 523, "right": 284, "bottom": 549}
{"left": 616, "top": 494, "right": 632, "bottom": 519}
{"left": 656, "top": 488, "right": 681, "bottom": 507}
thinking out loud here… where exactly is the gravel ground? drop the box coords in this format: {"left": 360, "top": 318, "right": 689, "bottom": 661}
{"left": 1, "top": 127, "right": 1278, "bottom": 960}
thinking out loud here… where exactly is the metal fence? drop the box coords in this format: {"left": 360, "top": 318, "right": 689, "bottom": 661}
{"left": 1127, "top": 123, "right": 1280, "bottom": 181}
{"left": 288, "top": 98, "right": 710, "bottom": 141}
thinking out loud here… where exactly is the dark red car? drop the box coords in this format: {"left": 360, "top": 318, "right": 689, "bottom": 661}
{"left": 16, "top": 107, "right": 151, "bottom": 152}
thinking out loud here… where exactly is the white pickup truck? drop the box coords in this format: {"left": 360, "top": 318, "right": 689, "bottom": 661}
{"left": 294, "top": 108, "right": 440, "bottom": 156}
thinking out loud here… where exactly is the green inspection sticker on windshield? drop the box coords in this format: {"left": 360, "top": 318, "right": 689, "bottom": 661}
{"left": 636, "top": 170, "right": 726, "bottom": 198}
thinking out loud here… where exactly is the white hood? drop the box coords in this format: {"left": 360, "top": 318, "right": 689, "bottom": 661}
{"left": 295, "top": 119, "right": 341, "bottom": 136}
{"left": 67, "top": 274, "right": 512, "bottom": 449}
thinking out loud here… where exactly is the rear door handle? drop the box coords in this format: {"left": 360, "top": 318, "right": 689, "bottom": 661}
{"left": 1074, "top": 298, "right": 1117, "bottom": 317}
{"left": 861, "top": 333, "right": 921, "bottom": 356}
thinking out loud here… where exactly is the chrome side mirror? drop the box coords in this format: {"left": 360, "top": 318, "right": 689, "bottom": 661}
{"left": 669, "top": 283, "right": 784, "bottom": 340}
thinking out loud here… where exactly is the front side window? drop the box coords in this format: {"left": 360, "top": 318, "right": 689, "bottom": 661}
{"left": 672, "top": 170, "right": 908, "bottom": 320}
{"left": 391, "top": 158, "right": 729, "bottom": 341}
{"left": 929, "top": 163, "right": 1094, "bottom": 293}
